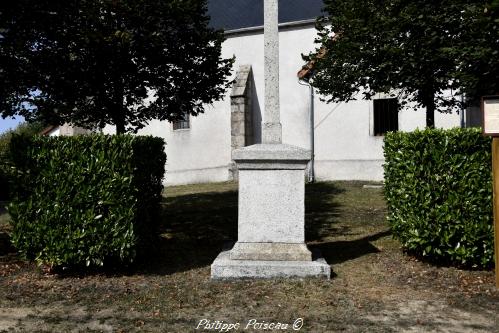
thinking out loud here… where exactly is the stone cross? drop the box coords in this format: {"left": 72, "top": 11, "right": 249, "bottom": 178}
{"left": 210, "top": 0, "right": 330, "bottom": 280}
{"left": 263, "top": 0, "right": 282, "bottom": 144}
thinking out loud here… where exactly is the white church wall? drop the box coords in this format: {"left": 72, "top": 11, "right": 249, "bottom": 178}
{"left": 48, "top": 127, "right": 60, "bottom": 137}
{"left": 161, "top": 101, "right": 232, "bottom": 185}
{"left": 158, "top": 25, "right": 317, "bottom": 185}
{"left": 105, "top": 24, "right": 462, "bottom": 185}
{"left": 221, "top": 26, "right": 313, "bottom": 150}
{"left": 103, "top": 102, "right": 232, "bottom": 186}
{"left": 399, "top": 102, "right": 461, "bottom": 133}
{"left": 313, "top": 97, "right": 386, "bottom": 181}
{"left": 313, "top": 97, "right": 461, "bottom": 181}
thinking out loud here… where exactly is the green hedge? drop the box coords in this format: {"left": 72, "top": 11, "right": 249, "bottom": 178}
{"left": 0, "top": 122, "right": 46, "bottom": 201}
{"left": 1, "top": 136, "right": 12, "bottom": 201}
{"left": 1, "top": 139, "right": 12, "bottom": 201}
{"left": 384, "top": 128, "right": 494, "bottom": 268}
{"left": 8, "top": 134, "right": 166, "bottom": 268}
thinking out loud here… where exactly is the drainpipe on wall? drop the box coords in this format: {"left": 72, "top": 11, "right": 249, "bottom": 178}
{"left": 299, "top": 79, "right": 315, "bottom": 183}
{"left": 460, "top": 94, "right": 466, "bottom": 128}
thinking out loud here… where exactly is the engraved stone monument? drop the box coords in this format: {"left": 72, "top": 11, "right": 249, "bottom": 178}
{"left": 211, "top": 0, "right": 330, "bottom": 279}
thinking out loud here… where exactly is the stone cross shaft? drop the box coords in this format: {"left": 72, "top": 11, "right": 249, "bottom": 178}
{"left": 263, "top": 0, "right": 282, "bottom": 144}
{"left": 210, "top": 0, "right": 330, "bottom": 280}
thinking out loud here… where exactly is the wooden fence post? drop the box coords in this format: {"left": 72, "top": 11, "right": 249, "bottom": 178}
{"left": 492, "top": 138, "right": 499, "bottom": 288}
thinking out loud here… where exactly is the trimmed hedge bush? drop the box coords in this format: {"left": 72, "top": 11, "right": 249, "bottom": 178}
{"left": 0, "top": 122, "right": 46, "bottom": 201}
{"left": 1, "top": 139, "right": 12, "bottom": 201}
{"left": 1, "top": 137, "right": 13, "bottom": 201}
{"left": 8, "top": 134, "right": 166, "bottom": 268}
{"left": 384, "top": 128, "right": 494, "bottom": 268}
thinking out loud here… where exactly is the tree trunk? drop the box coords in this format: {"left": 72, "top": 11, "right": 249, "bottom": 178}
{"left": 424, "top": 89, "right": 436, "bottom": 128}
{"left": 111, "top": 102, "right": 125, "bottom": 134}
{"left": 426, "top": 100, "right": 435, "bottom": 128}
{"left": 113, "top": 79, "right": 126, "bottom": 134}
{"left": 115, "top": 117, "right": 125, "bottom": 134}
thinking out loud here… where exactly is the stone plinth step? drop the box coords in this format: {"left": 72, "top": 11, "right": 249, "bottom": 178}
{"left": 230, "top": 242, "right": 312, "bottom": 261}
{"left": 211, "top": 244, "right": 331, "bottom": 280}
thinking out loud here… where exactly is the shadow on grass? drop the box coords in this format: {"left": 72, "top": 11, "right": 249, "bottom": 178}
{"left": 138, "top": 189, "right": 239, "bottom": 275}
{"left": 313, "top": 230, "right": 391, "bottom": 265}
{"left": 139, "top": 182, "right": 378, "bottom": 276}
{"left": 0, "top": 231, "right": 15, "bottom": 255}
{"left": 305, "top": 182, "right": 346, "bottom": 242}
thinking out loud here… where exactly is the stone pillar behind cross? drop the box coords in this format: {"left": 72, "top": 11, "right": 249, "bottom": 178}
{"left": 263, "top": 0, "right": 282, "bottom": 144}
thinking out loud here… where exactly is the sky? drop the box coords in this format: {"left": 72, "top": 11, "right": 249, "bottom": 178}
{"left": 0, "top": 116, "right": 24, "bottom": 134}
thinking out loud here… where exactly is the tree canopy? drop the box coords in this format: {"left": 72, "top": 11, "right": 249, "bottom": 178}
{"left": 451, "top": 1, "right": 499, "bottom": 102}
{"left": 308, "top": 0, "right": 499, "bottom": 127}
{"left": 0, "top": 0, "right": 233, "bottom": 133}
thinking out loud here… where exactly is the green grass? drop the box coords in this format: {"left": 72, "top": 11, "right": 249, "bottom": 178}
{"left": 0, "top": 181, "right": 497, "bottom": 333}
{"left": 153, "top": 181, "right": 389, "bottom": 274}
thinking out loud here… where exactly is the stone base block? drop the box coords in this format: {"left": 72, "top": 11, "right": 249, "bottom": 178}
{"left": 230, "top": 242, "right": 312, "bottom": 261}
{"left": 211, "top": 245, "right": 331, "bottom": 280}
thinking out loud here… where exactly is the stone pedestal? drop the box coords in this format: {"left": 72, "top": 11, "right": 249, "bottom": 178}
{"left": 211, "top": 0, "right": 329, "bottom": 280}
{"left": 211, "top": 144, "right": 330, "bottom": 279}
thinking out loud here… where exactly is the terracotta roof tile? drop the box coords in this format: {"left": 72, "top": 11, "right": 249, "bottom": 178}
{"left": 40, "top": 125, "right": 58, "bottom": 136}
